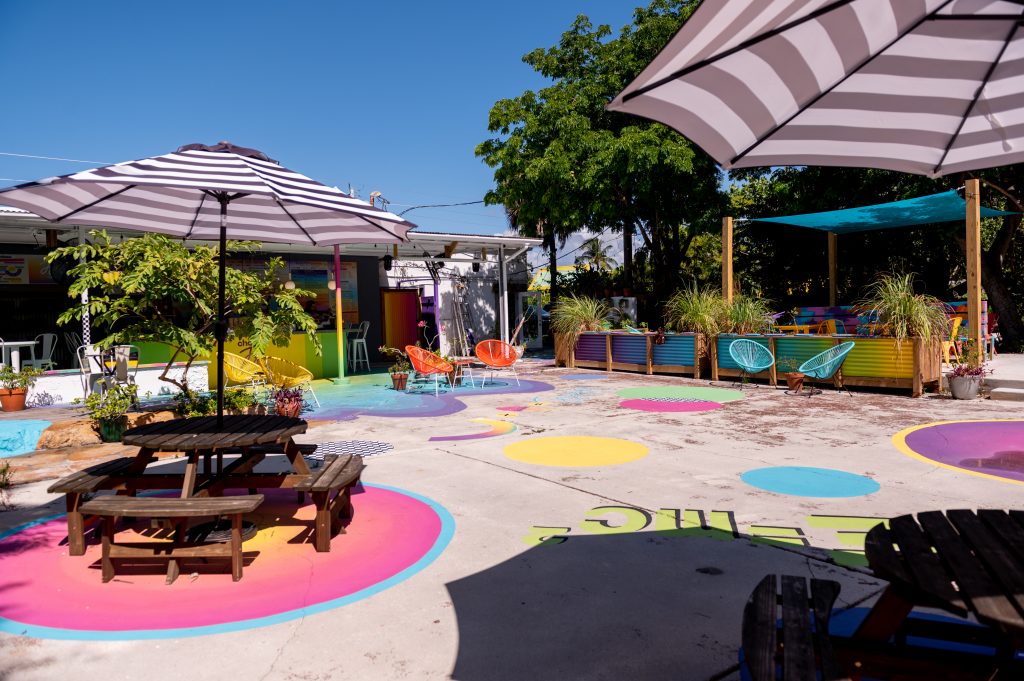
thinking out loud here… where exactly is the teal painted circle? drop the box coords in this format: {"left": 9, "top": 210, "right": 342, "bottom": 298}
{"left": 617, "top": 386, "right": 743, "bottom": 403}
{"left": 740, "top": 467, "right": 879, "bottom": 498}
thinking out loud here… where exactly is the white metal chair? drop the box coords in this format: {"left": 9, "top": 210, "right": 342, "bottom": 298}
{"left": 111, "top": 345, "right": 140, "bottom": 387}
{"left": 65, "top": 332, "right": 84, "bottom": 366}
{"left": 25, "top": 333, "right": 57, "bottom": 370}
{"left": 76, "top": 344, "right": 101, "bottom": 398}
{"left": 348, "top": 321, "right": 371, "bottom": 372}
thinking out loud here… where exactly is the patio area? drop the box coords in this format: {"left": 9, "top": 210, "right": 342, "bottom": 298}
{"left": 1, "top": 354, "right": 1023, "bottom": 679}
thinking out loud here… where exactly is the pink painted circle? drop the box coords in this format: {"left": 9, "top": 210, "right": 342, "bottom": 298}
{"left": 619, "top": 398, "right": 721, "bottom": 413}
{"left": 0, "top": 485, "right": 452, "bottom": 639}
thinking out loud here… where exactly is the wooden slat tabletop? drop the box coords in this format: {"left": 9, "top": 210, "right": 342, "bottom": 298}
{"left": 123, "top": 415, "right": 307, "bottom": 451}
{"left": 865, "top": 510, "right": 1024, "bottom": 632}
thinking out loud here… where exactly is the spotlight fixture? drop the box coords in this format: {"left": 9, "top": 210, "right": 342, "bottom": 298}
{"left": 284, "top": 279, "right": 296, "bottom": 290}
{"left": 327, "top": 270, "right": 336, "bottom": 291}
{"left": 383, "top": 254, "right": 393, "bottom": 271}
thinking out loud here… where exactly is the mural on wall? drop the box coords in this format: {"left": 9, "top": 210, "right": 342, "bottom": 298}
{"left": 524, "top": 505, "right": 886, "bottom": 567}
{"left": 0, "top": 485, "right": 454, "bottom": 641}
{"left": 0, "top": 254, "right": 56, "bottom": 285}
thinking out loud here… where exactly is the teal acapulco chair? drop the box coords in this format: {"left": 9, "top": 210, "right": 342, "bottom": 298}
{"left": 797, "top": 341, "right": 856, "bottom": 396}
{"left": 728, "top": 339, "right": 775, "bottom": 388}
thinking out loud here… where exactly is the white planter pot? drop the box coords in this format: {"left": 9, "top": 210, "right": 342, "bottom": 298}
{"left": 948, "top": 374, "right": 982, "bottom": 400}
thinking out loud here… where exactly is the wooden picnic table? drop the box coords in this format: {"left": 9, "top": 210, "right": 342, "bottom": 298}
{"left": 772, "top": 324, "right": 815, "bottom": 334}
{"left": 852, "top": 509, "right": 1024, "bottom": 676}
{"left": 52, "top": 415, "right": 311, "bottom": 555}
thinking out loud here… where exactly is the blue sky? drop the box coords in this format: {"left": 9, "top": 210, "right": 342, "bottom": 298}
{"left": 0, "top": 1, "right": 637, "bottom": 235}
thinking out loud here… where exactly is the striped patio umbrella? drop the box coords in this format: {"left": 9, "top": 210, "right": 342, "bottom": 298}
{"left": 608, "top": 0, "right": 1024, "bottom": 178}
{"left": 0, "top": 141, "right": 416, "bottom": 420}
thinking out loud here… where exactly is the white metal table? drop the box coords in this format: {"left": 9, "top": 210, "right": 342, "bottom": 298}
{"left": 0, "top": 340, "right": 38, "bottom": 372}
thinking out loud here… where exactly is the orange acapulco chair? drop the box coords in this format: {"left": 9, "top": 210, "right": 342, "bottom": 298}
{"left": 405, "top": 346, "right": 454, "bottom": 397}
{"left": 474, "top": 340, "right": 520, "bottom": 387}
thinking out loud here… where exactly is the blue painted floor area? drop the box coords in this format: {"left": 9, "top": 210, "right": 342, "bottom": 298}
{"left": 0, "top": 419, "right": 50, "bottom": 459}
{"left": 739, "top": 466, "right": 880, "bottom": 498}
{"left": 306, "top": 372, "right": 554, "bottom": 421}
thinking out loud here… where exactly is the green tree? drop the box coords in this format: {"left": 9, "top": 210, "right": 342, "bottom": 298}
{"left": 575, "top": 237, "right": 617, "bottom": 271}
{"left": 477, "top": 0, "right": 726, "bottom": 300}
{"left": 48, "top": 231, "right": 321, "bottom": 391}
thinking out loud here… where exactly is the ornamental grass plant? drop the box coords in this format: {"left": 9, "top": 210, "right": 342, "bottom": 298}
{"left": 551, "top": 295, "right": 610, "bottom": 349}
{"left": 855, "top": 273, "right": 950, "bottom": 348}
{"left": 664, "top": 285, "right": 729, "bottom": 336}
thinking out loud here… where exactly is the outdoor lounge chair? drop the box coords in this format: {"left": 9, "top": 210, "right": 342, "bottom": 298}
{"left": 405, "top": 345, "right": 453, "bottom": 397}
{"left": 942, "top": 316, "right": 963, "bottom": 364}
{"left": 25, "top": 333, "right": 57, "bottom": 370}
{"left": 797, "top": 341, "right": 855, "bottom": 396}
{"left": 474, "top": 339, "right": 521, "bottom": 387}
{"left": 261, "top": 355, "right": 320, "bottom": 407}
{"left": 727, "top": 339, "right": 774, "bottom": 388}
{"left": 224, "top": 351, "right": 267, "bottom": 392}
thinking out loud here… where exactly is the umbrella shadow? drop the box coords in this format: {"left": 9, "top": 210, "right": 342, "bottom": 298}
{"left": 446, "top": 529, "right": 869, "bottom": 681}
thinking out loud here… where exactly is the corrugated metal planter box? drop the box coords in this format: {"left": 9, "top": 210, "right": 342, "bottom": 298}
{"left": 712, "top": 334, "right": 776, "bottom": 385}
{"left": 652, "top": 333, "right": 703, "bottom": 378}
{"left": 572, "top": 331, "right": 704, "bottom": 378}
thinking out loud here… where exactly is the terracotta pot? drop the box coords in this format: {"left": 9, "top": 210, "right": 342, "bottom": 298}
{"left": 98, "top": 415, "right": 128, "bottom": 443}
{"left": 275, "top": 401, "right": 303, "bottom": 418}
{"left": 784, "top": 372, "right": 805, "bottom": 393}
{"left": 0, "top": 387, "right": 27, "bottom": 412}
{"left": 391, "top": 373, "right": 408, "bottom": 391}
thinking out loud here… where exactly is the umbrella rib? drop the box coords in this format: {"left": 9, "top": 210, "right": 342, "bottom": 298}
{"left": 54, "top": 184, "right": 135, "bottom": 221}
{"left": 934, "top": 20, "right": 1023, "bottom": 175}
{"left": 728, "top": 0, "right": 955, "bottom": 167}
{"left": 276, "top": 199, "right": 320, "bottom": 245}
{"left": 620, "top": 0, "right": 856, "bottom": 103}
{"left": 185, "top": 191, "right": 209, "bottom": 240}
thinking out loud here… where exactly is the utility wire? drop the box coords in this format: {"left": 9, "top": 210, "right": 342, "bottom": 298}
{"left": 0, "top": 151, "right": 115, "bottom": 165}
{"left": 398, "top": 200, "right": 485, "bottom": 217}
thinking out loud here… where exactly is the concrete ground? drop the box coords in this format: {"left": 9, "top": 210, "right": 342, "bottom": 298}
{"left": 1, "top": 355, "right": 1023, "bottom": 680}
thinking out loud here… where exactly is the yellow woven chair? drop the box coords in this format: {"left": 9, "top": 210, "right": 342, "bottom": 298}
{"left": 261, "top": 355, "right": 320, "bottom": 407}
{"left": 223, "top": 352, "right": 266, "bottom": 391}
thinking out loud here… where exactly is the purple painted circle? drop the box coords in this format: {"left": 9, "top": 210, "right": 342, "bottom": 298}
{"left": 619, "top": 398, "right": 721, "bottom": 413}
{"left": 903, "top": 421, "right": 1024, "bottom": 483}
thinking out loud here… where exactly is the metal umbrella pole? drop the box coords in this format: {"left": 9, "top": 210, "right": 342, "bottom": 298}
{"left": 333, "top": 244, "right": 347, "bottom": 382}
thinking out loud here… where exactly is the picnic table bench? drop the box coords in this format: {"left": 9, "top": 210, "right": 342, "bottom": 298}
{"left": 48, "top": 456, "right": 141, "bottom": 556}
{"left": 741, "top": 574, "right": 847, "bottom": 681}
{"left": 79, "top": 494, "right": 263, "bottom": 583}
{"left": 295, "top": 453, "right": 365, "bottom": 552}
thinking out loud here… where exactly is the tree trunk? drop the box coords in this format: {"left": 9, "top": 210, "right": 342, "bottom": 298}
{"left": 622, "top": 221, "right": 633, "bottom": 289}
{"left": 547, "top": 232, "right": 559, "bottom": 305}
{"left": 982, "top": 250, "right": 1024, "bottom": 351}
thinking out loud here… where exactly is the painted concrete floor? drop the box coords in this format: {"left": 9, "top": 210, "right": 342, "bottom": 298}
{"left": 1, "top": 356, "right": 1023, "bottom": 680}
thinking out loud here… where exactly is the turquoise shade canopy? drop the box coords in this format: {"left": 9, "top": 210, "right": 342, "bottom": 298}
{"left": 752, "top": 190, "right": 1015, "bottom": 235}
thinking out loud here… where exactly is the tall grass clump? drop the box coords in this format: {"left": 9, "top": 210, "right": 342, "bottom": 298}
{"left": 855, "top": 273, "right": 950, "bottom": 347}
{"left": 726, "top": 294, "right": 774, "bottom": 334}
{"left": 664, "top": 285, "right": 729, "bottom": 336}
{"left": 551, "top": 295, "right": 610, "bottom": 348}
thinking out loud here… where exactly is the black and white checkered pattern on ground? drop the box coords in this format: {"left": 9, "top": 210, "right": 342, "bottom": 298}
{"left": 635, "top": 396, "right": 707, "bottom": 403}
{"left": 305, "top": 440, "right": 395, "bottom": 464}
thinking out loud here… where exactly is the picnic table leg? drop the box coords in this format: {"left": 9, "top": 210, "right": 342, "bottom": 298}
{"left": 100, "top": 516, "right": 115, "bottom": 582}
{"left": 181, "top": 451, "right": 200, "bottom": 498}
{"left": 66, "top": 493, "right": 86, "bottom": 556}
{"left": 284, "top": 439, "right": 312, "bottom": 505}
{"left": 231, "top": 513, "right": 243, "bottom": 581}
{"left": 312, "top": 491, "right": 331, "bottom": 552}
{"left": 852, "top": 585, "right": 914, "bottom": 641}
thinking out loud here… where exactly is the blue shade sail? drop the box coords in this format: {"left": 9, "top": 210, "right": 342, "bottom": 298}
{"left": 752, "top": 191, "right": 1015, "bottom": 235}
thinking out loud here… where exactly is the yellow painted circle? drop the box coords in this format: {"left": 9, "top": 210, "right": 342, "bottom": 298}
{"left": 504, "top": 436, "right": 648, "bottom": 468}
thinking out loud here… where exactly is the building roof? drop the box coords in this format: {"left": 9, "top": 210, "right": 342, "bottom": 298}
{"left": 0, "top": 207, "right": 541, "bottom": 262}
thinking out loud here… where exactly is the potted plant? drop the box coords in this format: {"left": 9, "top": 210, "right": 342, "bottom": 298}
{"left": 948, "top": 339, "right": 989, "bottom": 400}
{"left": 273, "top": 387, "right": 304, "bottom": 417}
{"left": 0, "top": 365, "right": 42, "bottom": 412}
{"left": 778, "top": 357, "right": 805, "bottom": 393}
{"left": 855, "top": 273, "right": 949, "bottom": 349}
{"left": 664, "top": 285, "right": 729, "bottom": 336}
{"left": 379, "top": 345, "right": 411, "bottom": 390}
{"left": 77, "top": 382, "right": 138, "bottom": 442}
{"left": 551, "top": 295, "right": 611, "bottom": 366}
{"left": 727, "top": 295, "right": 774, "bottom": 335}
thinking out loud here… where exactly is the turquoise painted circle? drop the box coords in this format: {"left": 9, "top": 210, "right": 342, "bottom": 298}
{"left": 617, "top": 386, "right": 743, "bottom": 403}
{"left": 740, "top": 466, "right": 879, "bottom": 498}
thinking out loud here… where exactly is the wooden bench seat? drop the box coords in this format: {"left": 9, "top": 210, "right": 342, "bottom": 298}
{"left": 295, "top": 453, "right": 364, "bottom": 552}
{"left": 742, "top": 574, "right": 848, "bottom": 681}
{"left": 48, "top": 457, "right": 141, "bottom": 557}
{"left": 79, "top": 495, "right": 263, "bottom": 583}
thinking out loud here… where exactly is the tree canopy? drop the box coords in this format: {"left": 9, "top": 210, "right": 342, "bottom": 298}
{"left": 48, "top": 231, "right": 321, "bottom": 390}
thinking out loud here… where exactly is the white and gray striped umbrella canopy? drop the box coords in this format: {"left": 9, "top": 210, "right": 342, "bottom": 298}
{"left": 0, "top": 141, "right": 416, "bottom": 243}
{"left": 609, "top": 0, "right": 1024, "bottom": 177}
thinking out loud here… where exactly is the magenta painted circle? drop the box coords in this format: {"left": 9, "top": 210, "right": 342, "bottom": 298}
{"left": 0, "top": 485, "right": 451, "bottom": 638}
{"left": 901, "top": 421, "right": 1024, "bottom": 484}
{"left": 619, "top": 398, "right": 721, "bottom": 413}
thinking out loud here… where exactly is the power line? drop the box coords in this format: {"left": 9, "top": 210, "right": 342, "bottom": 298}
{"left": 0, "top": 151, "right": 115, "bottom": 165}
{"left": 398, "top": 200, "right": 485, "bottom": 217}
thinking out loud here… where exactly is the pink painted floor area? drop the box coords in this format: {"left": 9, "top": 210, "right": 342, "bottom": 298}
{"left": 619, "top": 399, "right": 721, "bottom": 413}
{"left": 0, "top": 486, "right": 444, "bottom": 636}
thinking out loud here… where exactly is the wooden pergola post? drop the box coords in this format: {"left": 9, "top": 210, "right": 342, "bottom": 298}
{"left": 722, "top": 216, "right": 733, "bottom": 302}
{"left": 965, "top": 178, "right": 982, "bottom": 348}
{"left": 827, "top": 232, "right": 837, "bottom": 307}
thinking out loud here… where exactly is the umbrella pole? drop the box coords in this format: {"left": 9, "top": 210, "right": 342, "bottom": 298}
{"left": 333, "top": 244, "right": 347, "bottom": 383}
{"left": 216, "top": 196, "right": 228, "bottom": 425}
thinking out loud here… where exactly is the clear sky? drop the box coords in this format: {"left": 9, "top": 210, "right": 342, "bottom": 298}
{"left": 0, "top": 1, "right": 638, "bottom": 236}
